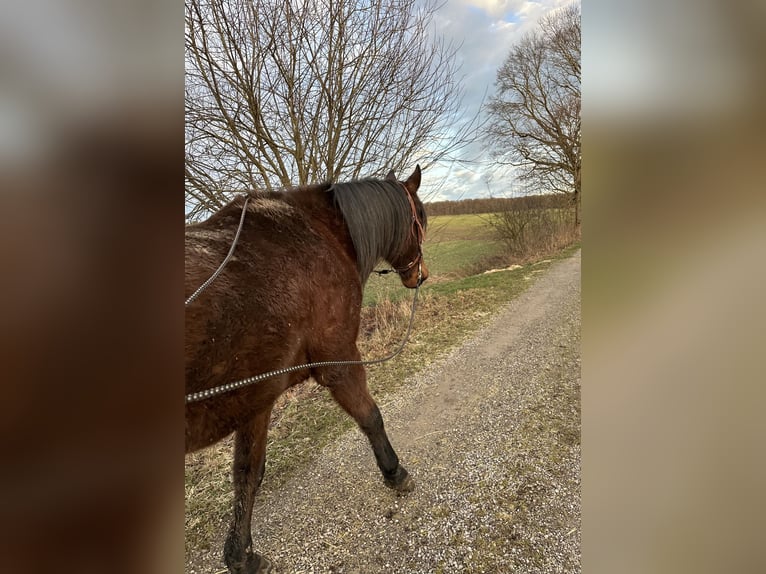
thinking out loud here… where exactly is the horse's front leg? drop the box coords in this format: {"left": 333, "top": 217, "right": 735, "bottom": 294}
{"left": 322, "top": 363, "right": 414, "bottom": 492}
{"left": 223, "top": 407, "right": 273, "bottom": 574}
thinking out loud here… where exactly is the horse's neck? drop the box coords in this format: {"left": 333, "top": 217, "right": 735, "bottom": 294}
{"left": 287, "top": 186, "right": 356, "bottom": 258}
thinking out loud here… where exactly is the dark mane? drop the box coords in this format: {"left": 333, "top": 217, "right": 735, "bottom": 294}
{"left": 328, "top": 178, "right": 419, "bottom": 283}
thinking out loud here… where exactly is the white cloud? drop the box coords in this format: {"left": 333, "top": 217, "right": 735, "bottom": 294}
{"left": 463, "top": 1, "right": 529, "bottom": 20}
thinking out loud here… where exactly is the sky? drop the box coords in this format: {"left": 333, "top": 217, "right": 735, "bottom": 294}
{"left": 0, "top": 0, "right": 572, "bottom": 206}
{"left": 419, "top": 0, "right": 575, "bottom": 203}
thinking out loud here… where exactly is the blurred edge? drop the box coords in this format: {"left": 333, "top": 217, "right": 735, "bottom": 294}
{"left": 584, "top": 1, "right": 766, "bottom": 573}
{"left": 0, "top": 1, "right": 183, "bottom": 573}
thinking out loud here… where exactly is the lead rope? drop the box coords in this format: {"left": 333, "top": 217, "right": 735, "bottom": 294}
{"left": 185, "top": 195, "right": 250, "bottom": 307}
{"left": 185, "top": 265, "right": 421, "bottom": 404}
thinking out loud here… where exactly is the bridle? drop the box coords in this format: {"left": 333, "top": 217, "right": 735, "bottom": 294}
{"left": 374, "top": 182, "right": 426, "bottom": 285}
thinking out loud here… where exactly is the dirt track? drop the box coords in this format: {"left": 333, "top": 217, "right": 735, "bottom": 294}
{"left": 189, "top": 250, "right": 581, "bottom": 574}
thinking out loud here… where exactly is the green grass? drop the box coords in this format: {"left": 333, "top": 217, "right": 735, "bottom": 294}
{"left": 427, "top": 239, "right": 501, "bottom": 276}
{"left": 426, "top": 213, "right": 497, "bottom": 242}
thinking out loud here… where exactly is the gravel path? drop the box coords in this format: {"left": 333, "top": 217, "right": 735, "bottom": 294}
{"left": 192, "top": 250, "right": 580, "bottom": 574}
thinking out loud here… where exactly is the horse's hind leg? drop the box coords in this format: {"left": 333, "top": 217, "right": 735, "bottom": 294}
{"left": 324, "top": 364, "right": 414, "bottom": 492}
{"left": 223, "top": 407, "right": 273, "bottom": 574}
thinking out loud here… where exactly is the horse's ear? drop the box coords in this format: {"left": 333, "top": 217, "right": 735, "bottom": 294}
{"left": 404, "top": 164, "right": 421, "bottom": 194}
{"left": 386, "top": 170, "right": 397, "bottom": 181}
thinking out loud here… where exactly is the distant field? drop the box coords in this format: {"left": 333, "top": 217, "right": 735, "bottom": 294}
{"left": 426, "top": 213, "right": 497, "bottom": 242}
{"left": 363, "top": 213, "right": 505, "bottom": 305}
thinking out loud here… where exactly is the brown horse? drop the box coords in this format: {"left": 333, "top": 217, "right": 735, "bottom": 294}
{"left": 185, "top": 166, "right": 428, "bottom": 573}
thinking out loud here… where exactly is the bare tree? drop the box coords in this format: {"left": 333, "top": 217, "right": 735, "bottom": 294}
{"left": 185, "top": 0, "right": 472, "bottom": 221}
{"left": 485, "top": 3, "right": 581, "bottom": 223}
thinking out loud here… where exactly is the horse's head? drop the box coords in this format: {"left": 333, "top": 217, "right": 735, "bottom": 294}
{"left": 386, "top": 165, "right": 429, "bottom": 289}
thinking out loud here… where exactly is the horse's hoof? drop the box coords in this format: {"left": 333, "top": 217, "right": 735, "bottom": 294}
{"left": 395, "top": 472, "right": 415, "bottom": 494}
{"left": 226, "top": 552, "right": 272, "bottom": 574}
{"left": 247, "top": 553, "right": 272, "bottom": 574}
{"left": 385, "top": 467, "right": 415, "bottom": 493}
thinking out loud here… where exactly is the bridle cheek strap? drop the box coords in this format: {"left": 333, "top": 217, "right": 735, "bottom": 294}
{"left": 397, "top": 182, "right": 425, "bottom": 275}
